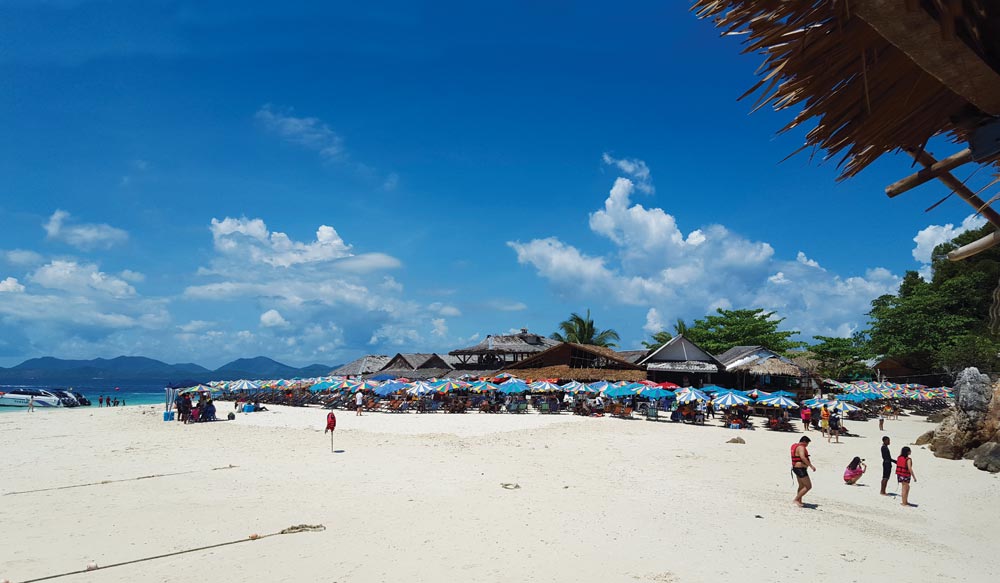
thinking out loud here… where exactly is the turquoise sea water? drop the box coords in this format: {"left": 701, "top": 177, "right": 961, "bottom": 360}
{"left": 0, "top": 382, "right": 168, "bottom": 412}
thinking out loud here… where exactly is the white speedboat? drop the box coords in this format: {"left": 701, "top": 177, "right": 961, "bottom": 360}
{"left": 0, "top": 388, "right": 64, "bottom": 408}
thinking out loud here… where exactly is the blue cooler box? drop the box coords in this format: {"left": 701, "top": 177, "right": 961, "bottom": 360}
{"left": 163, "top": 410, "right": 175, "bottom": 422}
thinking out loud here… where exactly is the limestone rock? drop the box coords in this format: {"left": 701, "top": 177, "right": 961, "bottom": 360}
{"left": 914, "top": 430, "right": 935, "bottom": 446}
{"left": 931, "top": 367, "right": 993, "bottom": 460}
{"left": 926, "top": 410, "right": 951, "bottom": 423}
{"left": 972, "top": 442, "right": 1000, "bottom": 473}
{"left": 727, "top": 437, "right": 745, "bottom": 444}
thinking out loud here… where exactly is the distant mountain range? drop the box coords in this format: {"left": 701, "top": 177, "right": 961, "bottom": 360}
{"left": 0, "top": 356, "right": 336, "bottom": 383}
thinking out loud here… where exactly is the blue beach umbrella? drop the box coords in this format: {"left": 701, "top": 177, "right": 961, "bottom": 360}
{"left": 770, "top": 390, "right": 796, "bottom": 398}
{"left": 699, "top": 385, "right": 726, "bottom": 393}
{"left": 675, "top": 388, "right": 709, "bottom": 404}
{"left": 712, "top": 391, "right": 751, "bottom": 408}
{"left": 407, "top": 381, "right": 437, "bottom": 396}
{"left": 587, "top": 381, "right": 611, "bottom": 392}
{"left": 499, "top": 381, "right": 529, "bottom": 394}
{"left": 802, "top": 397, "right": 831, "bottom": 408}
{"left": 758, "top": 395, "right": 800, "bottom": 409}
{"left": 560, "top": 381, "right": 585, "bottom": 392}
{"left": 375, "top": 381, "right": 407, "bottom": 397}
{"left": 637, "top": 387, "right": 675, "bottom": 399}
{"left": 309, "top": 381, "right": 335, "bottom": 393}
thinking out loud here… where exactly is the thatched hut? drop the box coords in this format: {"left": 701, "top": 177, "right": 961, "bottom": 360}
{"left": 716, "top": 346, "right": 813, "bottom": 397}
{"left": 367, "top": 353, "right": 454, "bottom": 381}
{"left": 330, "top": 355, "right": 390, "bottom": 377}
{"left": 693, "top": 0, "right": 1000, "bottom": 259}
{"left": 449, "top": 328, "right": 561, "bottom": 369}
{"left": 500, "top": 343, "right": 647, "bottom": 382}
{"left": 638, "top": 335, "right": 724, "bottom": 387}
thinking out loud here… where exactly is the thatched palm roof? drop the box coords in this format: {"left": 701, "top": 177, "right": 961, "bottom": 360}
{"left": 509, "top": 366, "right": 648, "bottom": 382}
{"left": 717, "top": 345, "right": 806, "bottom": 376}
{"left": 330, "top": 355, "right": 390, "bottom": 376}
{"left": 692, "top": 0, "right": 1000, "bottom": 178}
{"left": 502, "top": 342, "right": 644, "bottom": 373}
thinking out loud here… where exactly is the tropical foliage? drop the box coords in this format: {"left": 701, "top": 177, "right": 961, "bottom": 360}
{"left": 551, "top": 310, "right": 620, "bottom": 347}
{"left": 683, "top": 308, "right": 803, "bottom": 355}
{"left": 808, "top": 332, "right": 872, "bottom": 379}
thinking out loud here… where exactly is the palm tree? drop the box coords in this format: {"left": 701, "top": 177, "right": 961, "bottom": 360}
{"left": 673, "top": 318, "right": 688, "bottom": 336}
{"left": 551, "top": 309, "right": 620, "bottom": 347}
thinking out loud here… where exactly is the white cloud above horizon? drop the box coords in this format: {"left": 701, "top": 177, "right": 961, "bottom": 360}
{"left": 912, "top": 214, "right": 986, "bottom": 265}
{"left": 43, "top": 210, "right": 128, "bottom": 250}
{"left": 509, "top": 155, "right": 905, "bottom": 340}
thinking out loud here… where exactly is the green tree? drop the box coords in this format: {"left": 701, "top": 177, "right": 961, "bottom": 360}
{"left": 551, "top": 309, "right": 620, "bottom": 347}
{"left": 809, "top": 332, "right": 872, "bottom": 380}
{"left": 683, "top": 308, "right": 804, "bottom": 354}
{"left": 642, "top": 318, "right": 689, "bottom": 349}
{"left": 866, "top": 222, "right": 1000, "bottom": 374}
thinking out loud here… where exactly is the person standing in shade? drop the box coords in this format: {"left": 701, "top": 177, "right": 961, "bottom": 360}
{"left": 790, "top": 436, "right": 816, "bottom": 507}
{"left": 355, "top": 390, "right": 364, "bottom": 416}
{"left": 897, "top": 446, "right": 916, "bottom": 507}
{"left": 325, "top": 410, "right": 337, "bottom": 452}
{"left": 879, "top": 436, "right": 895, "bottom": 496}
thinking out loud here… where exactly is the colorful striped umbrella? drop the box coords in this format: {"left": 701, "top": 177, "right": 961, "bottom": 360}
{"left": 431, "top": 380, "right": 469, "bottom": 393}
{"left": 587, "top": 381, "right": 611, "bottom": 392}
{"left": 529, "top": 381, "right": 562, "bottom": 393}
{"left": 560, "top": 381, "right": 585, "bottom": 392}
{"left": 831, "top": 400, "right": 860, "bottom": 412}
{"left": 498, "top": 380, "right": 529, "bottom": 394}
{"left": 407, "top": 381, "right": 437, "bottom": 396}
{"left": 468, "top": 381, "right": 501, "bottom": 393}
{"left": 802, "top": 397, "right": 831, "bottom": 407}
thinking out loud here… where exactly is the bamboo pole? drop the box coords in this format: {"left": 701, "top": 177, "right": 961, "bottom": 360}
{"left": 885, "top": 148, "right": 972, "bottom": 197}
{"left": 906, "top": 149, "right": 1000, "bottom": 229}
{"left": 947, "top": 230, "right": 1000, "bottom": 261}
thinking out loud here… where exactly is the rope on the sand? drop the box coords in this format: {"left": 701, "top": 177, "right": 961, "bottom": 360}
{"left": 16, "top": 524, "right": 326, "bottom": 583}
{"left": 2, "top": 465, "right": 238, "bottom": 496}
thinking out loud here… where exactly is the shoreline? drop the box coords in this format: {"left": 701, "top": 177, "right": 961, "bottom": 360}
{"left": 2, "top": 405, "right": 998, "bottom": 582}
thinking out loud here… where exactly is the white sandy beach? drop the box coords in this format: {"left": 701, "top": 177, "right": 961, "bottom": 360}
{"left": 2, "top": 404, "right": 999, "bottom": 583}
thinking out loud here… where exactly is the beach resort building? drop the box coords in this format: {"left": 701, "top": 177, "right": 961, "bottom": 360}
{"left": 448, "top": 328, "right": 560, "bottom": 370}
{"left": 500, "top": 342, "right": 646, "bottom": 382}
{"left": 329, "top": 354, "right": 391, "bottom": 377}
{"left": 372, "top": 353, "right": 456, "bottom": 381}
{"left": 638, "top": 335, "right": 723, "bottom": 387}
{"left": 715, "top": 345, "right": 813, "bottom": 398}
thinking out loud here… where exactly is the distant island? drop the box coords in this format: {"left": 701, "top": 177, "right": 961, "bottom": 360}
{"left": 0, "top": 355, "right": 336, "bottom": 383}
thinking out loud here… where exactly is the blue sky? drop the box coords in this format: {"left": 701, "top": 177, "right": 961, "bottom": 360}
{"left": 0, "top": 0, "right": 989, "bottom": 367}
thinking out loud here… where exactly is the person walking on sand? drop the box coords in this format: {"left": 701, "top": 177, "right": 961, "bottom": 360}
{"left": 819, "top": 405, "right": 830, "bottom": 438}
{"left": 325, "top": 410, "right": 337, "bottom": 452}
{"left": 897, "top": 446, "right": 916, "bottom": 507}
{"left": 879, "top": 436, "right": 895, "bottom": 496}
{"left": 800, "top": 406, "right": 811, "bottom": 432}
{"left": 828, "top": 410, "right": 841, "bottom": 444}
{"left": 355, "top": 390, "right": 364, "bottom": 416}
{"left": 791, "top": 436, "right": 816, "bottom": 507}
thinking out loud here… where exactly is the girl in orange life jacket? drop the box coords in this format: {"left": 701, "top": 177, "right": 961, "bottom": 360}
{"left": 896, "top": 446, "right": 916, "bottom": 507}
{"left": 790, "top": 436, "right": 815, "bottom": 507}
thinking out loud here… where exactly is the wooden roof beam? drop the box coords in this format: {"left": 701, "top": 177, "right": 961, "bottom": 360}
{"left": 854, "top": 0, "right": 1000, "bottom": 115}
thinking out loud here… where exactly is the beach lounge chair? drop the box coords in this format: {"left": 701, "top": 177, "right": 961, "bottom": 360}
{"left": 539, "top": 402, "right": 550, "bottom": 413}
{"left": 518, "top": 402, "right": 528, "bottom": 414}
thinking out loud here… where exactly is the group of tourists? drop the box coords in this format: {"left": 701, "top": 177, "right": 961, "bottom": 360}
{"left": 98, "top": 395, "right": 124, "bottom": 407}
{"left": 798, "top": 404, "right": 846, "bottom": 442}
{"left": 173, "top": 393, "right": 218, "bottom": 423}
{"left": 790, "top": 434, "right": 917, "bottom": 508}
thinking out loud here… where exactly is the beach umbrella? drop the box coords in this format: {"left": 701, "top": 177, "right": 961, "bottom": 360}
{"left": 180, "top": 384, "right": 219, "bottom": 395}
{"left": 770, "top": 390, "right": 795, "bottom": 398}
{"left": 712, "top": 391, "right": 751, "bottom": 408}
{"left": 309, "top": 381, "right": 335, "bottom": 393}
{"left": 468, "top": 381, "right": 501, "bottom": 393}
{"left": 675, "top": 388, "right": 709, "bottom": 404}
{"left": 636, "top": 387, "right": 675, "bottom": 399}
{"left": 406, "top": 381, "right": 437, "bottom": 396}
{"left": 758, "top": 395, "right": 799, "bottom": 409}
{"left": 560, "top": 380, "right": 585, "bottom": 392}
{"left": 375, "top": 381, "right": 407, "bottom": 397}
{"left": 431, "top": 380, "right": 468, "bottom": 393}
{"left": 699, "top": 385, "right": 727, "bottom": 393}
{"left": 604, "top": 383, "right": 644, "bottom": 398}
{"left": 802, "top": 397, "right": 830, "bottom": 408}
{"left": 565, "top": 383, "right": 599, "bottom": 395}
{"left": 748, "top": 389, "right": 772, "bottom": 399}
{"left": 587, "top": 381, "right": 611, "bottom": 392}
{"left": 831, "top": 400, "right": 860, "bottom": 412}
{"left": 230, "top": 379, "right": 260, "bottom": 392}
{"left": 655, "top": 381, "right": 680, "bottom": 389}
{"left": 529, "top": 381, "right": 562, "bottom": 393}
{"left": 498, "top": 380, "right": 529, "bottom": 394}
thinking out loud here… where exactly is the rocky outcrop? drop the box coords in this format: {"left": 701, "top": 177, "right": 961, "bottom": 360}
{"left": 972, "top": 443, "right": 1000, "bottom": 473}
{"left": 727, "top": 437, "right": 745, "bottom": 444}
{"left": 929, "top": 368, "right": 1000, "bottom": 471}
{"left": 914, "top": 430, "right": 935, "bottom": 446}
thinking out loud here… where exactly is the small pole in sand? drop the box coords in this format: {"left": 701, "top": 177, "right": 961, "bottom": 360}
{"left": 325, "top": 410, "right": 337, "bottom": 454}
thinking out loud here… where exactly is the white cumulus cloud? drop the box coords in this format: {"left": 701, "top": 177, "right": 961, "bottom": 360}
{"left": 29, "top": 260, "right": 136, "bottom": 298}
{"left": 260, "top": 309, "right": 289, "bottom": 328}
{"left": 44, "top": 210, "right": 128, "bottom": 250}
{"left": 0, "top": 277, "right": 25, "bottom": 293}
{"left": 509, "top": 154, "right": 902, "bottom": 339}
{"left": 912, "top": 214, "right": 987, "bottom": 265}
